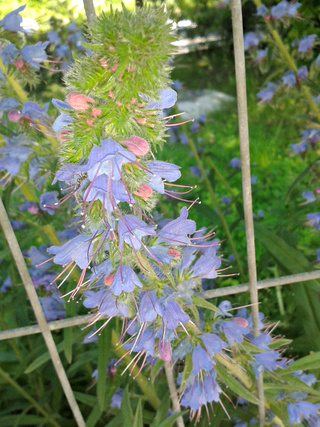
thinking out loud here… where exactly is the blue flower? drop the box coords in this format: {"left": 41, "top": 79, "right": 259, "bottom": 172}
{"left": 47, "top": 233, "right": 95, "bottom": 269}
{"left": 0, "top": 136, "right": 31, "bottom": 176}
{"left": 271, "top": 1, "right": 287, "bottom": 19}
{"left": 1, "top": 43, "right": 19, "bottom": 65}
{"left": 229, "top": 157, "right": 241, "bottom": 168}
{"left": 160, "top": 299, "right": 189, "bottom": 329}
{"left": 146, "top": 160, "right": 181, "bottom": 194}
{"left": 190, "top": 121, "right": 200, "bottom": 133}
{"left": 20, "top": 42, "right": 50, "bottom": 69}
{"left": 22, "top": 101, "right": 49, "bottom": 122}
{"left": 243, "top": 32, "right": 261, "bottom": 51}
{"left": 257, "top": 4, "right": 268, "bottom": 16}
{"left": 157, "top": 206, "right": 196, "bottom": 246}
{"left": 191, "top": 250, "right": 221, "bottom": 279}
{"left": 118, "top": 215, "right": 155, "bottom": 250}
{"left": 110, "top": 265, "right": 142, "bottom": 295}
{"left": 47, "top": 31, "right": 61, "bottom": 45}
{"left": 39, "top": 287, "right": 65, "bottom": 322}
{"left": 256, "top": 48, "right": 268, "bottom": 60}
{"left": 297, "top": 35, "right": 317, "bottom": 53}
{"left": 302, "top": 191, "right": 316, "bottom": 204}
{"left": 139, "top": 291, "right": 163, "bottom": 322}
{"left": 39, "top": 191, "right": 59, "bottom": 215}
{"left": 0, "top": 276, "right": 12, "bottom": 293}
{"left": 221, "top": 320, "right": 247, "bottom": 345}
{"left": 287, "top": 401, "right": 320, "bottom": 424}
{"left": 297, "top": 65, "right": 308, "bottom": 79}
{"left": 110, "top": 388, "right": 123, "bottom": 408}
{"left": 0, "top": 5, "right": 26, "bottom": 32}
{"left": 257, "top": 82, "right": 278, "bottom": 103}
{"left": 282, "top": 70, "right": 296, "bottom": 87}
{"left": 191, "top": 344, "right": 213, "bottom": 376}
{"left": 0, "top": 97, "right": 19, "bottom": 111}
{"left": 254, "top": 350, "right": 280, "bottom": 374}
{"left": 144, "top": 88, "right": 177, "bottom": 110}
{"left": 178, "top": 132, "right": 188, "bottom": 144}
{"left": 290, "top": 141, "right": 308, "bottom": 153}
{"left": 307, "top": 213, "right": 320, "bottom": 230}
{"left": 200, "top": 333, "right": 226, "bottom": 355}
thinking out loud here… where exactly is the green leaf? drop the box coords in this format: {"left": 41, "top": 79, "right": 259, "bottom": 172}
{"left": 178, "top": 352, "right": 192, "bottom": 393}
{"left": 133, "top": 400, "right": 143, "bottom": 427}
{"left": 121, "top": 385, "right": 134, "bottom": 427}
{"left": 150, "top": 392, "right": 170, "bottom": 427}
{"left": 86, "top": 403, "right": 103, "bottom": 427}
{"left": 268, "top": 338, "right": 292, "bottom": 349}
{"left": 63, "top": 328, "right": 73, "bottom": 364}
{"left": 255, "top": 224, "right": 320, "bottom": 350}
{"left": 0, "top": 415, "right": 51, "bottom": 426}
{"left": 158, "top": 411, "right": 187, "bottom": 427}
{"left": 215, "top": 365, "right": 260, "bottom": 405}
{"left": 192, "top": 296, "right": 220, "bottom": 314}
{"left": 97, "top": 326, "right": 111, "bottom": 410}
{"left": 74, "top": 392, "right": 97, "bottom": 407}
{"left": 151, "top": 359, "right": 164, "bottom": 384}
{"left": 282, "top": 352, "right": 320, "bottom": 373}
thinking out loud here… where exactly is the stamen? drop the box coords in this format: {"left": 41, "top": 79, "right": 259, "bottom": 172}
{"left": 35, "top": 256, "right": 54, "bottom": 267}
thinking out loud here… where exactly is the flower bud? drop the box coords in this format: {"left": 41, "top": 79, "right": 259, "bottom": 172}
{"left": 158, "top": 340, "right": 171, "bottom": 361}
{"left": 121, "top": 136, "right": 149, "bottom": 156}
{"left": 167, "top": 249, "right": 179, "bottom": 259}
{"left": 8, "top": 110, "right": 21, "bottom": 122}
{"left": 67, "top": 92, "right": 95, "bottom": 111}
{"left": 14, "top": 59, "right": 24, "bottom": 69}
{"left": 133, "top": 184, "right": 152, "bottom": 200}
{"left": 232, "top": 317, "right": 248, "bottom": 328}
{"left": 104, "top": 273, "right": 115, "bottom": 286}
{"left": 57, "top": 129, "right": 71, "bottom": 142}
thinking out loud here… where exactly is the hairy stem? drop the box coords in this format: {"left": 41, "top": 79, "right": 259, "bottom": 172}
{"left": 164, "top": 361, "right": 185, "bottom": 427}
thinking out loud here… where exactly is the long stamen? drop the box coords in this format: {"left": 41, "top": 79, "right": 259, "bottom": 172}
{"left": 165, "top": 119, "right": 194, "bottom": 127}
{"left": 35, "top": 256, "right": 54, "bottom": 267}
{"left": 57, "top": 263, "right": 77, "bottom": 288}
{"left": 133, "top": 351, "right": 148, "bottom": 379}
{"left": 50, "top": 260, "right": 74, "bottom": 284}
{"left": 164, "top": 191, "right": 200, "bottom": 205}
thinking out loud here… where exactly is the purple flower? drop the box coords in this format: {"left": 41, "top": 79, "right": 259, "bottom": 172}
{"left": 139, "top": 291, "right": 163, "bottom": 322}
{"left": 0, "top": 276, "right": 12, "bottom": 293}
{"left": 157, "top": 206, "right": 196, "bottom": 246}
{"left": 111, "top": 388, "right": 123, "bottom": 408}
{"left": 178, "top": 132, "right": 188, "bottom": 144}
{"left": 189, "top": 165, "right": 201, "bottom": 177}
{"left": 146, "top": 245, "right": 176, "bottom": 264}
{"left": 20, "top": 42, "right": 50, "bottom": 69}
{"left": 0, "top": 5, "right": 26, "bottom": 32}
{"left": 191, "top": 250, "right": 221, "bottom": 279}
{"left": 297, "top": 35, "right": 317, "bottom": 53}
{"left": 257, "top": 4, "right": 268, "bottom": 16}
{"left": 221, "top": 196, "right": 231, "bottom": 204}
{"left": 229, "top": 157, "right": 241, "bottom": 168}
{"left": 251, "top": 175, "right": 257, "bottom": 184}
{"left": 282, "top": 71, "right": 296, "bottom": 87}
{"left": 110, "top": 265, "right": 142, "bottom": 295}
{"left": 243, "top": 32, "right": 261, "bottom": 51}
{"left": 191, "top": 344, "right": 213, "bottom": 375}
{"left": 287, "top": 2, "right": 301, "bottom": 16}
{"left": 0, "top": 138, "right": 31, "bottom": 176}
{"left": 39, "top": 287, "right": 65, "bottom": 322}
{"left": 254, "top": 350, "right": 280, "bottom": 373}
{"left": 271, "top": 1, "right": 287, "bottom": 18}
{"left": 146, "top": 160, "right": 181, "bottom": 194}
{"left": 0, "top": 97, "right": 19, "bottom": 111}
{"left": 257, "top": 82, "right": 278, "bottom": 103}
{"left": 302, "top": 191, "right": 315, "bottom": 204}
{"left": 82, "top": 138, "right": 136, "bottom": 182}
{"left": 290, "top": 141, "right": 308, "bottom": 153}
{"left": 161, "top": 299, "right": 189, "bottom": 329}
{"left": 307, "top": 213, "right": 320, "bottom": 230}
{"left": 287, "top": 401, "right": 320, "bottom": 424}
{"left": 47, "top": 233, "right": 95, "bottom": 269}
{"left": 39, "top": 191, "right": 59, "bottom": 215}
{"left": 22, "top": 101, "right": 49, "bottom": 122}
{"left": 123, "top": 328, "right": 155, "bottom": 356}
{"left": 221, "top": 320, "right": 247, "bottom": 345}
{"left": 118, "top": 215, "right": 155, "bottom": 250}
{"left": 145, "top": 88, "right": 177, "bottom": 110}
{"left": 256, "top": 48, "right": 268, "bottom": 60}
{"left": 1, "top": 43, "right": 19, "bottom": 65}
{"left": 217, "top": 300, "right": 232, "bottom": 317}
{"left": 200, "top": 333, "right": 226, "bottom": 355}
{"left": 47, "top": 31, "right": 61, "bottom": 45}
{"left": 83, "top": 290, "right": 128, "bottom": 317}
{"left": 190, "top": 121, "right": 200, "bottom": 133}
{"left": 251, "top": 333, "right": 272, "bottom": 350}
{"left": 297, "top": 65, "right": 308, "bottom": 79}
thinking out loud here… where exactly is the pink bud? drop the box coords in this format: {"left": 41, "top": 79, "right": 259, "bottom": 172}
{"left": 8, "top": 110, "right": 21, "bottom": 122}
{"left": 87, "top": 118, "right": 95, "bottom": 126}
{"left": 130, "top": 98, "right": 136, "bottom": 104}
{"left": 315, "top": 187, "right": 320, "bottom": 194}
{"left": 135, "top": 118, "right": 146, "bottom": 125}
{"left": 100, "top": 59, "right": 108, "bottom": 69}
{"left": 57, "top": 130, "right": 71, "bottom": 142}
{"left": 111, "top": 62, "right": 118, "bottom": 72}
{"left": 14, "top": 59, "right": 24, "bottom": 69}
{"left": 167, "top": 249, "right": 179, "bottom": 259}
{"left": 67, "top": 92, "right": 95, "bottom": 111}
{"left": 137, "top": 102, "right": 145, "bottom": 108}
{"left": 116, "top": 101, "right": 122, "bottom": 107}
{"left": 108, "top": 90, "right": 114, "bottom": 98}
{"left": 92, "top": 109, "right": 102, "bottom": 118}
{"left": 134, "top": 184, "right": 152, "bottom": 200}
{"left": 232, "top": 317, "right": 248, "bottom": 328}
{"left": 121, "top": 136, "right": 149, "bottom": 156}
{"left": 104, "top": 273, "right": 115, "bottom": 286}
{"left": 158, "top": 340, "right": 171, "bottom": 361}
{"left": 28, "top": 205, "right": 39, "bottom": 214}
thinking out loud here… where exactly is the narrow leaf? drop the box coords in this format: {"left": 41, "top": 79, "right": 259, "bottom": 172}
{"left": 133, "top": 400, "right": 143, "bottom": 427}
{"left": 282, "top": 352, "right": 320, "bottom": 373}
{"left": 192, "top": 296, "right": 220, "bottom": 314}
{"left": 150, "top": 392, "right": 170, "bottom": 427}
{"left": 121, "top": 385, "right": 134, "bottom": 427}
{"left": 158, "top": 411, "right": 187, "bottom": 427}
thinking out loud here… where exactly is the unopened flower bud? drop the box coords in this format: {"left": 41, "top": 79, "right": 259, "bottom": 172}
{"left": 158, "top": 340, "right": 171, "bottom": 361}
{"left": 8, "top": 110, "right": 21, "bottom": 122}
{"left": 133, "top": 184, "right": 152, "bottom": 200}
{"left": 167, "top": 249, "right": 179, "bottom": 259}
{"left": 14, "top": 59, "right": 24, "bottom": 69}
{"left": 121, "top": 136, "right": 149, "bottom": 156}
{"left": 104, "top": 273, "right": 115, "bottom": 286}
{"left": 232, "top": 317, "right": 248, "bottom": 328}
{"left": 67, "top": 92, "right": 95, "bottom": 111}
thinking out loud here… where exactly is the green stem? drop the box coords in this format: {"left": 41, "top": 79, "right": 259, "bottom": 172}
{"left": 0, "top": 57, "right": 27, "bottom": 102}
{"left": 0, "top": 367, "right": 60, "bottom": 427}
{"left": 205, "top": 157, "right": 237, "bottom": 199}
{"left": 252, "top": 0, "right": 320, "bottom": 122}
{"left": 188, "top": 136, "right": 245, "bottom": 277}
{"left": 111, "top": 330, "right": 160, "bottom": 410}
